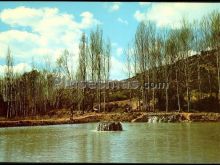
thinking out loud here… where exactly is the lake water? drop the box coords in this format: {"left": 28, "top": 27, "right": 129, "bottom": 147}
{"left": 0, "top": 122, "right": 220, "bottom": 163}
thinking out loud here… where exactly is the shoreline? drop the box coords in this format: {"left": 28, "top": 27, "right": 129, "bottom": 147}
{"left": 0, "top": 112, "right": 220, "bottom": 128}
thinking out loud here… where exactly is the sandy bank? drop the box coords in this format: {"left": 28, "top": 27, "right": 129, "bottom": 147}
{"left": 0, "top": 112, "right": 220, "bottom": 128}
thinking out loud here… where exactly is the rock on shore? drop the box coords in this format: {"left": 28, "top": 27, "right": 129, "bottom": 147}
{"left": 131, "top": 112, "right": 220, "bottom": 123}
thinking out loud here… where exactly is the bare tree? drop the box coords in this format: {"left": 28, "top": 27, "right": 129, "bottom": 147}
{"left": 168, "top": 30, "right": 182, "bottom": 112}
{"left": 193, "top": 20, "right": 202, "bottom": 100}
{"left": 4, "top": 47, "right": 14, "bottom": 118}
{"left": 77, "top": 32, "right": 88, "bottom": 114}
{"left": 89, "top": 26, "right": 105, "bottom": 112}
{"left": 55, "top": 49, "right": 72, "bottom": 110}
{"left": 103, "top": 38, "right": 111, "bottom": 112}
{"left": 179, "top": 18, "right": 193, "bottom": 112}
{"left": 209, "top": 11, "right": 220, "bottom": 103}
{"left": 162, "top": 30, "right": 171, "bottom": 113}
{"left": 134, "top": 21, "right": 154, "bottom": 111}
{"left": 125, "top": 44, "right": 132, "bottom": 110}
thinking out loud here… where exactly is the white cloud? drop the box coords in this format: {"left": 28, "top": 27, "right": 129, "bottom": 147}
{"left": 109, "top": 2, "right": 121, "bottom": 12}
{"left": 0, "top": 63, "right": 32, "bottom": 76}
{"left": 79, "top": 11, "right": 101, "bottom": 29}
{"left": 14, "top": 63, "right": 32, "bottom": 73}
{"left": 0, "top": 6, "right": 100, "bottom": 73}
{"left": 117, "top": 17, "right": 128, "bottom": 25}
{"left": 134, "top": 10, "right": 146, "bottom": 22}
{"left": 0, "top": 6, "right": 43, "bottom": 27}
{"left": 110, "top": 56, "right": 126, "bottom": 80}
{"left": 134, "top": 3, "right": 220, "bottom": 28}
{"left": 116, "top": 47, "right": 123, "bottom": 56}
{"left": 0, "top": 30, "right": 41, "bottom": 59}
{"left": 139, "top": 2, "right": 151, "bottom": 6}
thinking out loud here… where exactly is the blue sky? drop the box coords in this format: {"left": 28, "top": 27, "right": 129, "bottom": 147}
{"left": 0, "top": 2, "right": 219, "bottom": 79}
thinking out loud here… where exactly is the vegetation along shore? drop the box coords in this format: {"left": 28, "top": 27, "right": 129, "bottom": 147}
{"left": 0, "top": 10, "right": 219, "bottom": 127}
{"left": 0, "top": 111, "right": 220, "bottom": 127}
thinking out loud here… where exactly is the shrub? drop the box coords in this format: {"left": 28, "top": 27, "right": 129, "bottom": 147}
{"left": 192, "top": 96, "right": 219, "bottom": 112}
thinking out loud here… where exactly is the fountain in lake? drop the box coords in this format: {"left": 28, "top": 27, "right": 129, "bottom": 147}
{"left": 97, "top": 122, "right": 123, "bottom": 131}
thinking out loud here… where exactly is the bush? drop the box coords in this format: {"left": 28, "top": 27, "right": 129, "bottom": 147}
{"left": 192, "top": 96, "right": 219, "bottom": 112}
{"left": 109, "top": 91, "right": 128, "bottom": 102}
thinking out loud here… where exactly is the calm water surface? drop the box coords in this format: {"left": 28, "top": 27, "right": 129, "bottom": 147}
{"left": 0, "top": 122, "right": 220, "bottom": 163}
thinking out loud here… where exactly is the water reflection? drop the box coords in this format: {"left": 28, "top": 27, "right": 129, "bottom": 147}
{"left": 0, "top": 123, "right": 220, "bottom": 163}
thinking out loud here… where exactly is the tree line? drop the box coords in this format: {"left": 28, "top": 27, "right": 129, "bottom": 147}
{"left": 125, "top": 10, "right": 220, "bottom": 113}
{"left": 0, "top": 27, "right": 111, "bottom": 118}
{"left": 0, "top": 10, "right": 219, "bottom": 118}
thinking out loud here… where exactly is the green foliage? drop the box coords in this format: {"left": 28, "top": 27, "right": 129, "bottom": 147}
{"left": 109, "top": 91, "right": 128, "bottom": 102}
{"left": 192, "top": 96, "right": 220, "bottom": 112}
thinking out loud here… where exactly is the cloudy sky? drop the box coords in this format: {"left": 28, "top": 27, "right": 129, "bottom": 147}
{"left": 0, "top": 2, "right": 220, "bottom": 79}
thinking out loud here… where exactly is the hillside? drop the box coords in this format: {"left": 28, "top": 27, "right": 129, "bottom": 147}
{"left": 120, "top": 48, "right": 220, "bottom": 112}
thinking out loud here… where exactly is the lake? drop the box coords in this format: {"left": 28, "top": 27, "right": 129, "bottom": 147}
{"left": 0, "top": 122, "right": 220, "bottom": 163}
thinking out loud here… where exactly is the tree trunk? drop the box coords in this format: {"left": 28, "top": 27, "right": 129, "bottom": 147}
{"left": 176, "top": 69, "right": 181, "bottom": 112}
